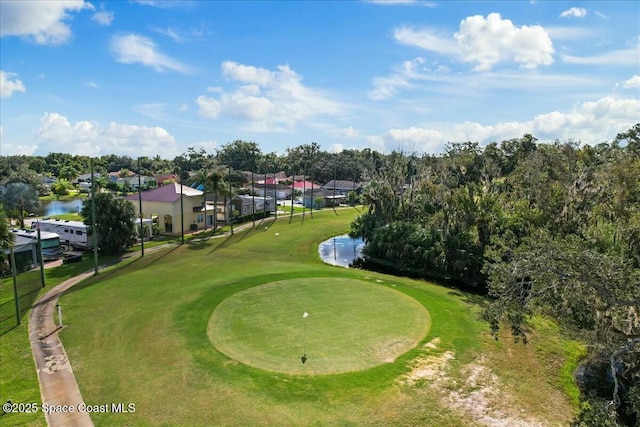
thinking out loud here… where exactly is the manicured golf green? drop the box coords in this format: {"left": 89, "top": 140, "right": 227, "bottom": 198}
{"left": 209, "top": 278, "right": 430, "bottom": 374}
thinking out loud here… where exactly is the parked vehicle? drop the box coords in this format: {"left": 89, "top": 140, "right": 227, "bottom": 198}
{"left": 33, "top": 218, "right": 92, "bottom": 250}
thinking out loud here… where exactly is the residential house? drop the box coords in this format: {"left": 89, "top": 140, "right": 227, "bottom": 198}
{"left": 293, "top": 180, "right": 321, "bottom": 192}
{"left": 259, "top": 171, "right": 288, "bottom": 184}
{"left": 42, "top": 176, "right": 57, "bottom": 193}
{"left": 73, "top": 173, "right": 100, "bottom": 185}
{"left": 322, "top": 179, "right": 361, "bottom": 195}
{"left": 153, "top": 173, "right": 178, "bottom": 187}
{"left": 302, "top": 188, "right": 347, "bottom": 208}
{"left": 107, "top": 171, "right": 132, "bottom": 182}
{"left": 73, "top": 173, "right": 101, "bottom": 192}
{"left": 230, "top": 195, "right": 276, "bottom": 218}
{"left": 124, "top": 183, "right": 214, "bottom": 234}
{"left": 115, "top": 175, "right": 158, "bottom": 191}
{"left": 245, "top": 183, "right": 293, "bottom": 200}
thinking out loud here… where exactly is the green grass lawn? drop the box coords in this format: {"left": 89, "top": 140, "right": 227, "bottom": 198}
{"left": 1, "top": 207, "right": 582, "bottom": 426}
{"left": 0, "top": 256, "right": 118, "bottom": 427}
{"left": 209, "top": 277, "right": 430, "bottom": 375}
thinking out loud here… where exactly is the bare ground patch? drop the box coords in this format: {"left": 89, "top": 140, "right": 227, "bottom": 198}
{"left": 400, "top": 338, "right": 544, "bottom": 427}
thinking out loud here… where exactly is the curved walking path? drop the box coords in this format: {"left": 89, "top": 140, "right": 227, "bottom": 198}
{"left": 29, "top": 269, "right": 96, "bottom": 427}
{"left": 28, "top": 245, "right": 171, "bottom": 426}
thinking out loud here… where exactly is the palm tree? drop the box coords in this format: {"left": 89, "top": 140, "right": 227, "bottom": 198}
{"left": 92, "top": 176, "right": 109, "bottom": 193}
{"left": 207, "top": 167, "right": 225, "bottom": 232}
{"left": 189, "top": 169, "right": 209, "bottom": 230}
{"left": 173, "top": 166, "right": 184, "bottom": 244}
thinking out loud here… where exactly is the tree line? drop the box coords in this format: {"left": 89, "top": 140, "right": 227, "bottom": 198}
{"left": 349, "top": 124, "right": 639, "bottom": 426}
{"left": 0, "top": 141, "right": 382, "bottom": 190}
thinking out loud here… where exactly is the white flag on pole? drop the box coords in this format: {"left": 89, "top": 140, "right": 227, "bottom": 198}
{"left": 303, "top": 312, "right": 309, "bottom": 318}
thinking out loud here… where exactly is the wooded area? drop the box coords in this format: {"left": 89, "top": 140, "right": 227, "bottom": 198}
{"left": 348, "top": 124, "right": 639, "bottom": 426}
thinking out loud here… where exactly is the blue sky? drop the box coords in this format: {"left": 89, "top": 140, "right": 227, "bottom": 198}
{"left": 1, "top": 0, "right": 638, "bottom": 158}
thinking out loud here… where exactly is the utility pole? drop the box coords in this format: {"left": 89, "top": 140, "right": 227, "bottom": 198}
{"left": 138, "top": 157, "right": 144, "bottom": 257}
{"left": 229, "top": 165, "right": 234, "bottom": 235}
{"left": 10, "top": 245, "right": 20, "bottom": 325}
{"left": 273, "top": 165, "right": 277, "bottom": 220}
{"left": 180, "top": 172, "right": 185, "bottom": 245}
{"left": 90, "top": 157, "right": 99, "bottom": 275}
{"left": 37, "top": 224, "right": 46, "bottom": 288}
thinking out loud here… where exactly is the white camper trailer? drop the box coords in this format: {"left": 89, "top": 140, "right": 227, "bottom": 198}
{"left": 35, "top": 218, "right": 92, "bottom": 250}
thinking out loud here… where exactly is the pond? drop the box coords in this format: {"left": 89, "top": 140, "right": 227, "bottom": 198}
{"left": 36, "top": 199, "right": 84, "bottom": 217}
{"left": 318, "top": 234, "right": 365, "bottom": 268}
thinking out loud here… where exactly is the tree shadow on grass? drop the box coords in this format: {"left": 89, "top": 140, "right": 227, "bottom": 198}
{"left": 59, "top": 247, "right": 179, "bottom": 298}
{"left": 447, "top": 290, "right": 490, "bottom": 309}
{"left": 0, "top": 287, "right": 41, "bottom": 335}
{"left": 207, "top": 233, "right": 235, "bottom": 254}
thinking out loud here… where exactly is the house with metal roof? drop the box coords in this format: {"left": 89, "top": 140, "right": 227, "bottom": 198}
{"left": 302, "top": 188, "right": 347, "bottom": 208}
{"left": 124, "top": 183, "right": 219, "bottom": 234}
{"left": 322, "top": 179, "right": 362, "bottom": 195}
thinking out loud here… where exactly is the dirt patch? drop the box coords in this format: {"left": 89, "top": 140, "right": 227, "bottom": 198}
{"left": 368, "top": 339, "right": 416, "bottom": 363}
{"left": 400, "top": 338, "right": 543, "bottom": 427}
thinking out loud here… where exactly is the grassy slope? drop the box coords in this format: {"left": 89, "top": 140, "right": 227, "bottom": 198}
{"left": 2, "top": 208, "right": 581, "bottom": 426}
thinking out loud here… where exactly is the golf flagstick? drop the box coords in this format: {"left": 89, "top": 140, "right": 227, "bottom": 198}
{"left": 301, "top": 312, "right": 309, "bottom": 364}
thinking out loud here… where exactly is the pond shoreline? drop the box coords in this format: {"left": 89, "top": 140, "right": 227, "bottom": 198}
{"left": 318, "top": 234, "right": 364, "bottom": 268}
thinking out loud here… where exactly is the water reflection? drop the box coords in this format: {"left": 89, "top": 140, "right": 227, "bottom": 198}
{"left": 37, "top": 199, "right": 83, "bottom": 216}
{"left": 318, "top": 235, "right": 364, "bottom": 268}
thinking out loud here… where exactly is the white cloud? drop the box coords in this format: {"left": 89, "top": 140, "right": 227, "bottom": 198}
{"left": 454, "top": 13, "right": 554, "bottom": 71}
{"left": 0, "top": 70, "right": 26, "bottom": 98}
{"left": 394, "top": 13, "right": 554, "bottom": 71}
{"left": 155, "top": 27, "right": 183, "bottom": 43}
{"left": 338, "top": 126, "right": 360, "bottom": 139}
{"left": 532, "top": 96, "right": 639, "bottom": 139}
{"left": 131, "top": 0, "right": 194, "bottom": 8}
{"left": 0, "top": 126, "right": 38, "bottom": 156}
{"left": 83, "top": 81, "right": 99, "bottom": 88}
{"left": 195, "top": 95, "right": 222, "bottom": 118}
{"left": 34, "top": 112, "right": 179, "bottom": 156}
{"left": 369, "top": 58, "right": 598, "bottom": 101}
{"left": 384, "top": 127, "right": 445, "bottom": 153}
{"left": 91, "top": 8, "right": 114, "bottom": 26}
{"left": 110, "top": 33, "right": 191, "bottom": 73}
{"left": 197, "top": 61, "right": 345, "bottom": 131}
{"left": 561, "top": 44, "right": 640, "bottom": 65}
{"left": 623, "top": 75, "right": 640, "bottom": 89}
{"left": 191, "top": 140, "right": 218, "bottom": 153}
{"left": 222, "top": 61, "right": 276, "bottom": 86}
{"left": 0, "top": 0, "right": 89, "bottom": 45}
{"left": 154, "top": 24, "right": 205, "bottom": 43}
{"left": 369, "top": 57, "right": 454, "bottom": 100}
{"left": 394, "top": 27, "right": 458, "bottom": 55}
{"left": 329, "top": 143, "right": 344, "bottom": 153}
{"left": 546, "top": 26, "right": 596, "bottom": 41}
{"left": 560, "top": 7, "right": 587, "bottom": 18}
{"left": 1, "top": 143, "right": 38, "bottom": 156}
{"left": 380, "top": 95, "right": 639, "bottom": 152}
